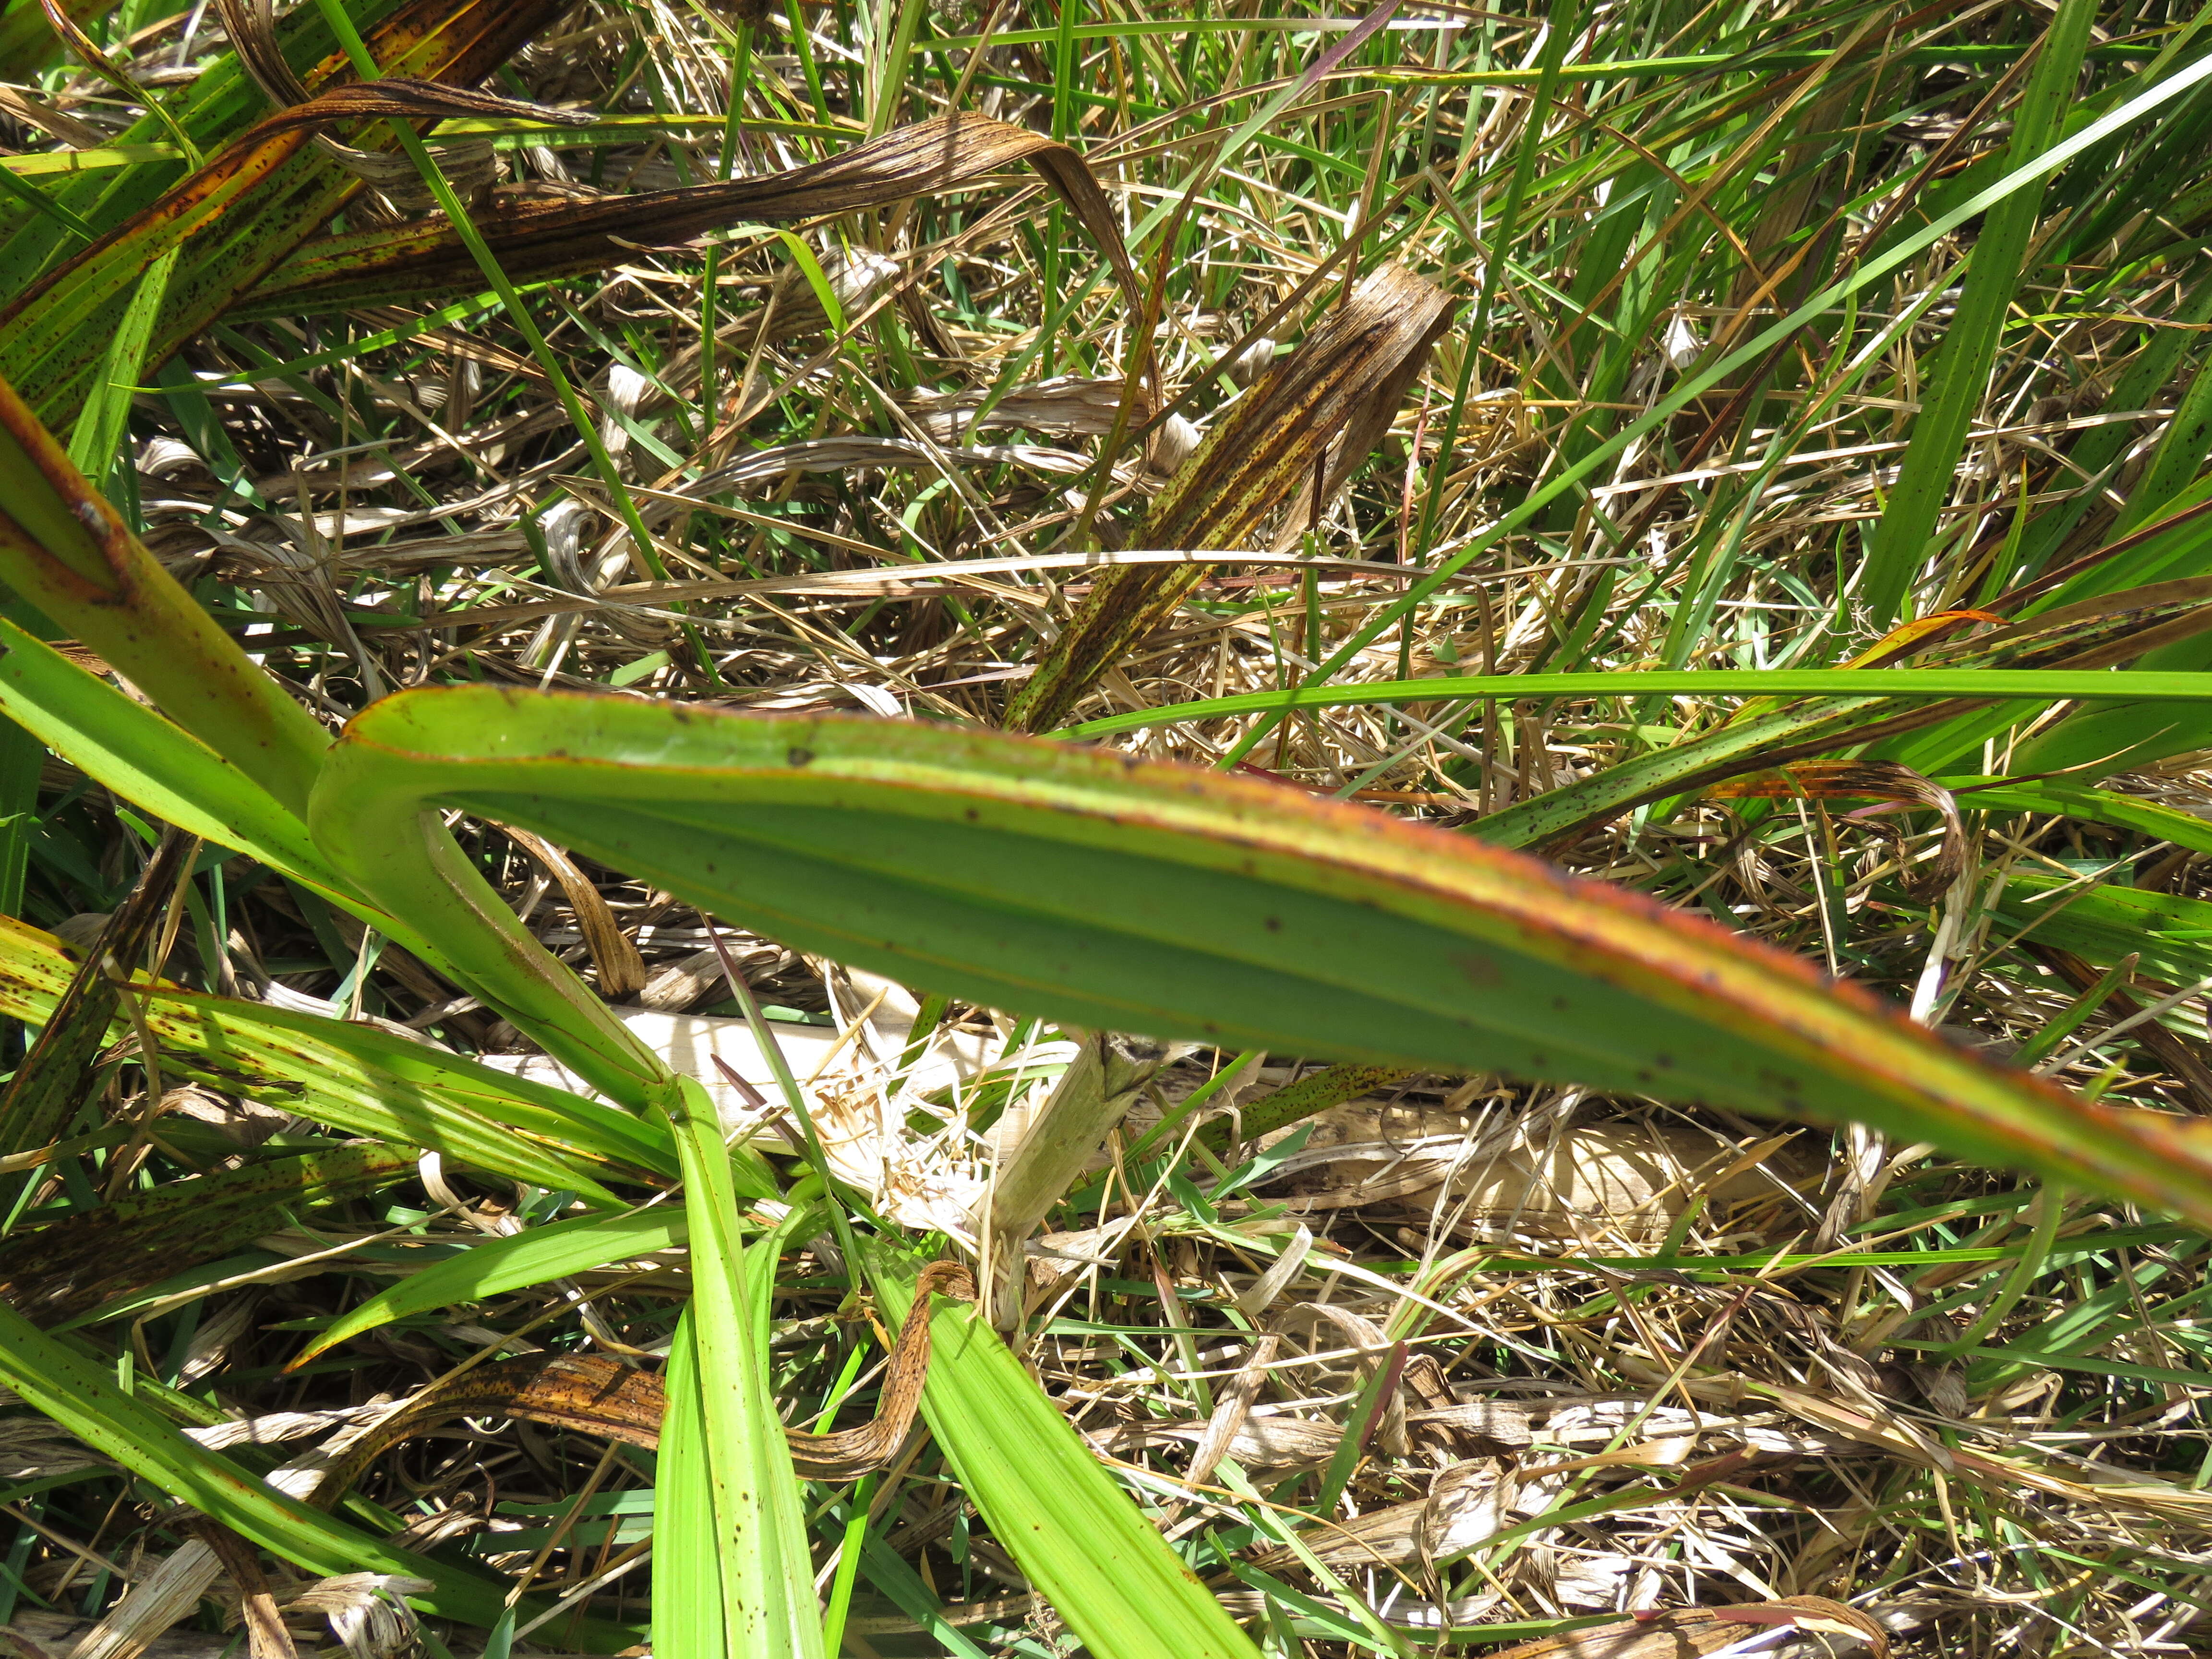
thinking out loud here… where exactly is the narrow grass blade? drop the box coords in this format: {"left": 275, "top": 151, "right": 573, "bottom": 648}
{"left": 294, "top": 1206, "right": 688, "bottom": 1363}
{"left": 1861, "top": 0, "right": 2097, "bottom": 627}
{"left": 1061, "top": 666, "right": 2212, "bottom": 740}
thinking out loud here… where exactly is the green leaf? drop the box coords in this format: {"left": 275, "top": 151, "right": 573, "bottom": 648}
{"left": 0, "top": 913, "right": 670, "bottom": 1198}
{"left": 1860, "top": 0, "right": 2098, "bottom": 627}
{"left": 865, "top": 1242, "right": 1263, "bottom": 1659}
{"left": 655, "top": 1080, "right": 824, "bottom": 1659}
{"left": 64, "top": 244, "right": 178, "bottom": 493}
{"left": 1996, "top": 874, "right": 2212, "bottom": 987}
{"left": 1060, "top": 666, "right": 2212, "bottom": 741}
{"left": 1944, "top": 778, "right": 2212, "bottom": 859}
{"left": 0, "top": 1298, "right": 639, "bottom": 1648}
{"left": 296, "top": 1204, "right": 688, "bottom": 1362}
{"left": 309, "top": 687, "right": 2212, "bottom": 1229}
{"left": 0, "top": 617, "right": 332, "bottom": 882}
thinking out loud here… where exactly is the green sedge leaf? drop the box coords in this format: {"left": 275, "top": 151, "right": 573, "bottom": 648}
{"left": 297, "top": 1205, "right": 688, "bottom": 1363}
{"left": 311, "top": 688, "right": 2212, "bottom": 1229}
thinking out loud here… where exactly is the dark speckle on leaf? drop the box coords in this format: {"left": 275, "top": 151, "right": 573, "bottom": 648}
{"left": 787, "top": 746, "right": 814, "bottom": 767}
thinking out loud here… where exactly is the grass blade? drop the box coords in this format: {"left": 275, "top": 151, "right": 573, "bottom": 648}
{"left": 1860, "top": 0, "right": 2098, "bottom": 627}
{"left": 293, "top": 1205, "right": 689, "bottom": 1363}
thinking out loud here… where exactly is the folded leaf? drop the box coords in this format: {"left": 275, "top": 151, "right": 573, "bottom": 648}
{"left": 239, "top": 111, "right": 1142, "bottom": 318}
{"left": 1006, "top": 263, "right": 1455, "bottom": 733}
{"left": 309, "top": 686, "right": 2212, "bottom": 1226}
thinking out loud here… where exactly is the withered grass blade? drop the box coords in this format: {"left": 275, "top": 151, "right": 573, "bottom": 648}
{"left": 247, "top": 75, "right": 600, "bottom": 136}
{"left": 310, "top": 1261, "right": 972, "bottom": 1504}
{"left": 0, "top": 829, "right": 196, "bottom": 1164}
{"left": 0, "top": 1143, "right": 416, "bottom": 1326}
{"left": 0, "top": 0, "right": 573, "bottom": 421}
{"left": 237, "top": 110, "right": 1144, "bottom": 319}
{"left": 1483, "top": 1597, "right": 1888, "bottom": 1659}
{"left": 1005, "top": 264, "right": 1455, "bottom": 734}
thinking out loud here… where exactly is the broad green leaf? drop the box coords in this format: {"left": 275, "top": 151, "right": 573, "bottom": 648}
{"left": 296, "top": 1204, "right": 689, "bottom": 1362}
{"left": 310, "top": 686, "right": 2212, "bottom": 1228}
{"left": 0, "top": 363, "right": 682, "bottom": 1115}
{"left": 0, "top": 1298, "right": 638, "bottom": 1650}
{"left": 865, "top": 1242, "right": 1262, "bottom": 1659}
{"left": 1997, "top": 874, "right": 2212, "bottom": 988}
{"left": 0, "top": 914, "right": 669, "bottom": 1198}
{"left": 0, "top": 618, "right": 333, "bottom": 882}
{"left": 654, "top": 1306, "right": 727, "bottom": 1659}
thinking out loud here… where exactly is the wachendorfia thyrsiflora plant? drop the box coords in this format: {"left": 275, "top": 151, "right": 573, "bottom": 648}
{"left": 5, "top": 0, "right": 2212, "bottom": 1653}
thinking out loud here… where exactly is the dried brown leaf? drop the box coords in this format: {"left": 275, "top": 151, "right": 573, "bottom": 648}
{"left": 239, "top": 112, "right": 1142, "bottom": 320}
{"left": 1484, "top": 1597, "right": 1888, "bottom": 1659}
{"left": 1004, "top": 263, "right": 1456, "bottom": 733}
{"left": 309, "top": 1261, "right": 973, "bottom": 1502}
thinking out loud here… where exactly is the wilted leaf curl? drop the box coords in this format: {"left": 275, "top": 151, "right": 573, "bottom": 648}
{"left": 1007, "top": 263, "right": 1455, "bottom": 733}
{"left": 239, "top": 111, "right": 1144, "bottom": 318}
{"left": 306, "top": 685, "right": 2212, "bottom": 1228}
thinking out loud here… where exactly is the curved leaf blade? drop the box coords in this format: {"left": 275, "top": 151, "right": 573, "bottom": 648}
{"left": 311, "top": 687, "right": 2212, "bottom": 1228}
{"left": 295, "top": 1204, "right": 687, "bottom": 1363}
{"left": 865, "top": 1243, "right": 1264, "bottom": 1659}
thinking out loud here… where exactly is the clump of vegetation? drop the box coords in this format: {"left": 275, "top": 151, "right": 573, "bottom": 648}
{"left": 0, "top": 1, "right": 2205, "bottom": 1657}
